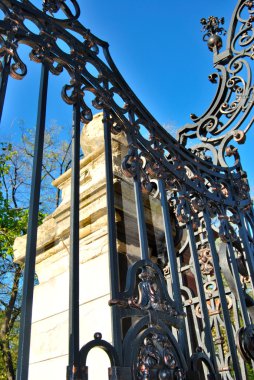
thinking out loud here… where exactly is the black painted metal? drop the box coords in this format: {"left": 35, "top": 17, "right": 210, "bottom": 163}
{"left": 185, "top": 213, "right": 219, "bottom": 376}
{"left": 177, "top": 1, "right": 254, "bottom": 166}
{"left": 16, "top": 64, "right": 49, "bottom": 380}
{"left": 224, "top": 235, "right": 250, "bottom": 326}
{"left": 0, "top": 55, "right": 10, "bottom": 122}
{"left": 103, "top": 108, "right": 123, "bottom": 362}
{"left": 0, "top": 0, "right": 253, "bottom": 379}
{"left": 67, "top": 93, "right": 81, "bottom": 380}
{"left": 239, "top": 212, "right": 254, "bottom": 291}
{"left": 133, "top": 172, "right": 150, "bottom": 261}
{"left": 80, "top": 332, "right": 120, "bottom": 367}
{"left": 158, "top": 179, "right": 190, "bottom": 359}
{"left": 203, "top": 209, "right": 243, "bottom": 379}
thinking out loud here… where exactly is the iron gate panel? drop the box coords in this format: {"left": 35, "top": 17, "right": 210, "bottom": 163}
{"left": 0, "top": 0, "right": 253, "bottom": 379}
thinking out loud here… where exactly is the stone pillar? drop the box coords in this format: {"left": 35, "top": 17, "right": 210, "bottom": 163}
{"left": 14, "top": 113, "right": 166, "bottom": 379}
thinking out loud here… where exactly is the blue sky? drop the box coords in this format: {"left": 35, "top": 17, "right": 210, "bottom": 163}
{"left": 1, "top": 0, "right": 253, "bottom": 193}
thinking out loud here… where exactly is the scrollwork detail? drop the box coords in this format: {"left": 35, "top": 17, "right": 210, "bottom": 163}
{"left": 43, "top": 0, "right": 81, "bottom": 22}
{"left": 178, "top": 1, "right": 254, "bottom": 168}
{"left": 121, "top": 147, "right": 141, "bottom": 179}
{"left": 109, "top": 265, "right": 180, "bottom": 318}
{"left": 137, "top": 333, "right": 186, "bottom": 380}
{"left": 198, "top": 247, "right": 214, "bottom": 275}
{"left": 61, "top": 78, "right": 93, "bottom": 123}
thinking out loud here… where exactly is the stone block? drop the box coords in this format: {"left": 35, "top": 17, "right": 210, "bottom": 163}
{"left": 32, "top": 253, "right": 110, "bottom": 322}
{"left": 29, "top": 354, "right": 68, "bottom": 380}
{"left": 30, "top": 294, "right": 112, "bottom": 365}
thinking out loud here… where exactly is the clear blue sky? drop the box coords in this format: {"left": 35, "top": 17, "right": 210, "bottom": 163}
{"left": 1, "top": 0, "right": 253, "bottom": 193}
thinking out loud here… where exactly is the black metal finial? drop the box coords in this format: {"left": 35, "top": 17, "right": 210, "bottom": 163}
{"left": 200, "top": 16, "right": 227, "bottom": 51}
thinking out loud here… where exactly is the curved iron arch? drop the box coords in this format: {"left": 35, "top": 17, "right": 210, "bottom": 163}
{"left": 0, "top": 0, "right": 251, "bottom": 212}
{"left": 79, "top": 332, "right": 120, "bottom": 367}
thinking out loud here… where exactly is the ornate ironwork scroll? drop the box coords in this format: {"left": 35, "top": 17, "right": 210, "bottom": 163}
{"left": 177, "top": 1, "right": 254, "bottom": 166}
{"left": 109, "top": 262, "right": 180, "bottom": 317}
{"left": 0, "top": 1, "right": 253, "bottom": 379}
{"left": 131, "top": 329, "right": 186, "bottom": 380}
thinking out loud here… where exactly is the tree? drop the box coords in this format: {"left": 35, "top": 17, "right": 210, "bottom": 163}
{"left": 0, "top": 144, "right": 26, "bottom": 380}
{"left": 20, "top": 123, "right": 72, "bottom": 211}
{"left": 0, "top": 123, "right": 72, "bottom": 379}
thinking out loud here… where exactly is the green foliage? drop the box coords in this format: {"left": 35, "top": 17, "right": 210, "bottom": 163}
{"left": 0, "top": 143, "right": 43, "bottom": 378}
{"left": 0, "top": 143, "right": 46, "bottom": 260}
{"left": 0, "top": 144, "right": 23, "bottom": 379}
{"left": 246, "top": 362, "right": 254, "bottom": 379}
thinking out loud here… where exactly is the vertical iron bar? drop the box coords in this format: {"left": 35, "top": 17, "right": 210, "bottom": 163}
{"left": 239, "top": 212, "right": 254, "bottom": 291}
{"left": 133, "top": 171, "right": 149, "bottom": 260}
{"left": 178, "top": 261, "right": 195, "bottom": 352}
{"left": 158, "top": 180, "right": 189, "bottom": 358}
{"left": 203, "top": 210, "right": 243, "bottom": 379}
{"left": 226, "top": 239, "right": 250, "bottom": 326}
{"left": 185, "top": 212, "right": 219, "bottom": 373}
{"left": 67, "top": 95, "right": 81, "bottom": 380}
{"left": 16, "top": 64, "right": 49, "bottom": 380}
{"left": 128, "top": 110, "right": 149, "bottom": 261}
{"left": 103, "top": 108, "right": 123, "bottom": 361}
{"left": 246, "top": 210, "right": 254, "bottom": 241}
{"left": 0, "top": 55, "right": 11, "bottom": 123}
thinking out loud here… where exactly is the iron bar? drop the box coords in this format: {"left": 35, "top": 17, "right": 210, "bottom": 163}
{"left": 226, "top": 238, "right": 250, "bottom": 326}
{"left": 212, "top": 307, "right": 230, "bottom": 369}
{"left": 127, "top": 109, "right": 149, "bottom": 261}
{"left": 158, "top": 179, "right": 189, "bottom": 358}
{"left": 179, "top": 276, "right": 197, "bottom": 353}
{"left": 16, "top": 63, "right": 49, "bottom": 380}
{"left": 103, "top": 108, "right": 123, "bottom": 362}
{"left": 203, "top": 209, "right": 243, "bottom": 380}
{"left": 238, "top": 212, "right": 254, "bottom": 291}
{"left": 133, "top": 171, "right": 149, "bottom": 261}
{"left": 67, "top": 92, "right": 81, "bottom": 380}
{"left": 246, "top": 211, "right": 254, "bottom": 240}
{"left": 185, "top": 210, "right": 219, "bottom": 373}
{"left": 0, "top": 0, "right": 253, "bottom": 378}
{"left": 0, "top": 55, "right": 11, "bottom": 123}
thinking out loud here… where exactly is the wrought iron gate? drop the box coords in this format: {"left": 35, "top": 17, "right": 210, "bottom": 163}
{"left": 0, "top": 0, "right": 254, "bottom": 379}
